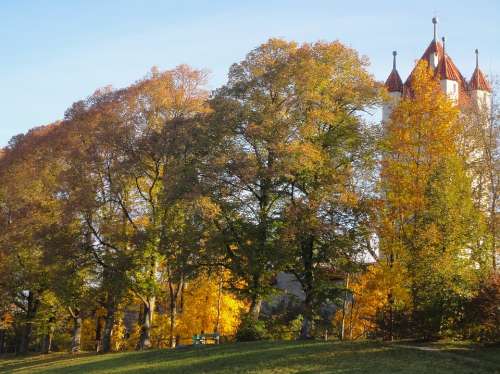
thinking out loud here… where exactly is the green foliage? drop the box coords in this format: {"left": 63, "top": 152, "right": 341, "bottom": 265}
{"left": 235, "top": 316, "right": 268, "bottom": 342}
{"left": 379, "top": 61, "right": 493, "bottom": 340}
{"left": 210, "top": 38, "right": 380, "bottom": 329}
{"left": 0, "top": 38, "right": 496, "bottom": 355}
{"left": 261, "top": 297, "right": 303, "bottom": 340}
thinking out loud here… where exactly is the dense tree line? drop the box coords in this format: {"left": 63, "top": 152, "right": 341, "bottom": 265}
{"left": 0, "top": 39, "right": 498, "bottom": 355}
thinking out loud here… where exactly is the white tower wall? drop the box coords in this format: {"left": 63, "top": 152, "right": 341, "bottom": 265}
{"left": 429, "top": 53, "right": 439, "bottom": 70}
{"left": 382, "top": 92, "right": 402, "bottom": 123}
{"left": 470, "top": 90, "right": 491, "bottom": 112}
{"left": 440, "top": 79, "right": 459, "bottom": 104}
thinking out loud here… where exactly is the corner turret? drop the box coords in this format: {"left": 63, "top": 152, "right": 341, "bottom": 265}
{"left": 469, "top": 49, "right": 492, "bottom": 111}
{"left": 383, "top": 51, "right": 403, "bottom": 122}
{"left": 436, "top": 37, "right": 462, "bottom": 104}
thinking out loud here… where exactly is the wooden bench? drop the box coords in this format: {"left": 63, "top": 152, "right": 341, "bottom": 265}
{"left": 192, "top": 332, "right": 220, "bottom": 345}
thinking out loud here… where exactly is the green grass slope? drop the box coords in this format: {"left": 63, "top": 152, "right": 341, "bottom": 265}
{"left": 1, "top": 340, "right": 499, "bottom": 374}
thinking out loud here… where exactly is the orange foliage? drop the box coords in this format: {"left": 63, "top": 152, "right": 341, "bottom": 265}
{"left": 175, "top": 273, "right": 245, "bottom": 341}
{"left": 334, "top": 264, "right": 411, "bottom": 340}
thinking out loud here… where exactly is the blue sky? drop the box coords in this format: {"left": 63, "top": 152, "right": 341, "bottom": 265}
{"left": 1, "top": 0, "right": 499, "bottom": 146}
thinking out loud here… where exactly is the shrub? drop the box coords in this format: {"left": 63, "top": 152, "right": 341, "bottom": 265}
{"left": 235, "top": 316, "right": 268, "bottom": 342}
{"left": 262, "top": 297, "right": 303, "bottom": 340}
{"left": 463, "top": 273, "right": 500, "bottom": 343}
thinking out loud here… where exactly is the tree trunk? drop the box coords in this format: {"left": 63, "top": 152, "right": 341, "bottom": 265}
{"left": 138, "top": 256, "right": 158, "bottom": 350}
{"left": 249, "top": 296, "right": 262, "bottom": 320}
{"left": 215, "top": 270, "right": 223, "bottom": 334}
{"left": 18, "top": 323, "right": 32, "bottom": 355}
{"left": 95, "top": 315, "right": 103, "bottom": 353}
{"left": 299, "top": 293, "right": 314, "bottom": 340}
{"left": 41, "top": 317, "right": 55, "bottom": 354}
{"left": 137, "top": 296, "right": 155, "bottom": 350}
{"left": 70, "top": 308, "right": 82, "bottom": 354}
{"left": 340, "top": 273, "right": 350, "bottom": 341}
{"left": 101, "top": 304, "right": 115, "bottom": 353}
{"left": 40, "top": 335, "right": 50, "bottom": 355}
{"left": 348, "top": 296, "right": 355, "bottom": 340}
{"left": 387, "top": 252, "right": 395, "bottom": 341}
{"left": 299, "top": 235, "right": 314, "bottom": 340}
{"left": 0, "top": 330, "right": 5, "bottom": 354}
{"left": 169, "top": 300, "right": 177, "bottom": 348}
{"left": 18, "top": 291, "right": 39, "bottom": 355}
{"left": 168, "top": 276, "right": 183, "bottom": 348}
{"left": 388, "top": 292, "right": 394, "bottom": 341}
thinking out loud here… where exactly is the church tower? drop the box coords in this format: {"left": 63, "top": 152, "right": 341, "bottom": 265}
{"left": 469, "top": 49, "right": 492, "bottom": 111}
{"left": 382, "top": 18, "right": 492, "bottom": 120}
{"left": 382, "top": 51, "right": 403, "bottom": 122}
{"left": 436, "top": 37, "right": 462, "bottom": 104}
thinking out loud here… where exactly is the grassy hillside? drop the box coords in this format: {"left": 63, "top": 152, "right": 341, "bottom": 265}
{"left": 0, "top": 340, "right": 499, "bottom": 374}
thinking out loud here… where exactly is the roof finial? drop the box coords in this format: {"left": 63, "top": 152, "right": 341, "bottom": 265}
{"left": 441, "top": 36, "right": 446, "bottom": 56}
{"left": 475, "top": 49, "right": 479, "bottom": 69}
{"left": 432, "top": 17, "right": 438, "bottom": 41}
{"left": 392, "top": 51, "right": 397, "bottom": 70}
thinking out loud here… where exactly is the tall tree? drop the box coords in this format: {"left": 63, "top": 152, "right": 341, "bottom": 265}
{"left": 62, "top": 89, "right": 134, "bottom": 353}
{"left": 62, "top": 66, "right": 213, "bottom": 350}
{"left": 379, "top": 61, "right": 491, "bottom": 338}
{"left": 460, "top": 78, "right": 499, "bottom": 270}
{"left": 211, "top": 39, "right": 379, "bottom": 329}
{"left": 0, "top": 125, "right": 68, "bottom": 354}
{"left": 277, "top": 41, "right": 380, "bottom": 339}
{"left": 209, "top": 39, "right": 301, "bottom": 319}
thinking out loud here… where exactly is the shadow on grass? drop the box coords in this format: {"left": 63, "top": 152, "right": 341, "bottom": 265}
{"left": 2, "top": 340, "right": 499, "bottom": 374}
{"left": 0, "top": 352, "right": 96, "bottom": 373}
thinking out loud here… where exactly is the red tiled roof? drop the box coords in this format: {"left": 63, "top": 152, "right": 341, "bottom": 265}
{"left": 385, "top": 69, "right": 403, "bottom": 93}
{"left": 388, "top": 31, "right": 492, "bottom": 108}
{"left": 435, "top": 54, "right": 470, "bottom": 106}
{"left": 420, "top": 39, "right": 444, "bottom": 63}
{"left": 401, "top": 39, "right": 471, "bottom": 106}
{"left": 469, "top": 67, "right": 492, "bottom": 92}
{"left": 435, "top": 54, "right": 464, "bottom": 82}
{"left": 404, "top": 40, "right": 444, "bottom": 88}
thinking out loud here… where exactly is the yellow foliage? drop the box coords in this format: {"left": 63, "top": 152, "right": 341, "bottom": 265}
{"left": 125, "top": 325, "right": 140, "bottom": 350}
{"left": 175, "top": 273, "right": 245, "bottom": 341}
{"left": 111, "top": 317, "right": 127, "bottom": 351}
{"left": 80, "top": 318, "right": 97, "bottom": 351}
{"left": 334, "top": 264, "right": 411, "bottom": 339}
{"left": 382, "top": 60, "right": 460, "bottom": 223}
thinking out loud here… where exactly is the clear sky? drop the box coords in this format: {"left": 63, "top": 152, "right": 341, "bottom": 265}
{"left": 1, "top": 0, "right": 499, "bottom": 146}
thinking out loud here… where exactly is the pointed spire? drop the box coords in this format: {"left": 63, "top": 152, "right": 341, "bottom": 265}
{"left": 432, "top": 17, "right": 438, "bottom": 41}
{"left": 436, "top": 36, "right": 463, "bottom": 82}
{"left": 470, "top": 48, "right": 492, "bottom": 92}
{"left": 385, "top": 50, "right": 403, "bottom": 93}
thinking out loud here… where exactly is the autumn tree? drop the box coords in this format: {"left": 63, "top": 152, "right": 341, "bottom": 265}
{"left": 209, "top": 39, "right": 300, "bottom": 320}
{"left": 42, "top": 219, "right": 96, "bottom": 353}
{"left": 0, "top": 125, "right": 73, "bottom": 354}
{"left": 277, "top": 41, "right": 380, "bottom": 339}
{"left": 211, "top": 39, "right": 380, "bottom": 339}
{"left": 460, "top": 78, "right": 499, "bottom": 270}
{"left": 172, "top": 272, "right": 244, "bottom": 343}
{"left": 62, "top": 90, "right": 134, "bottom": 353}
{"left": 121, "top": 66, "right": 214, "bottom": 349}
{"left": 379, "top": 61, "right": 491, "bottom": 339}
{"left": 62, "top": 66, "right": 214, "bottom": 350}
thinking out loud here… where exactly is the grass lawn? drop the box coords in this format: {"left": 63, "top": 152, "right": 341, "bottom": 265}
{"left": 0, "top": 340, "right": 498, "bottom": 374}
